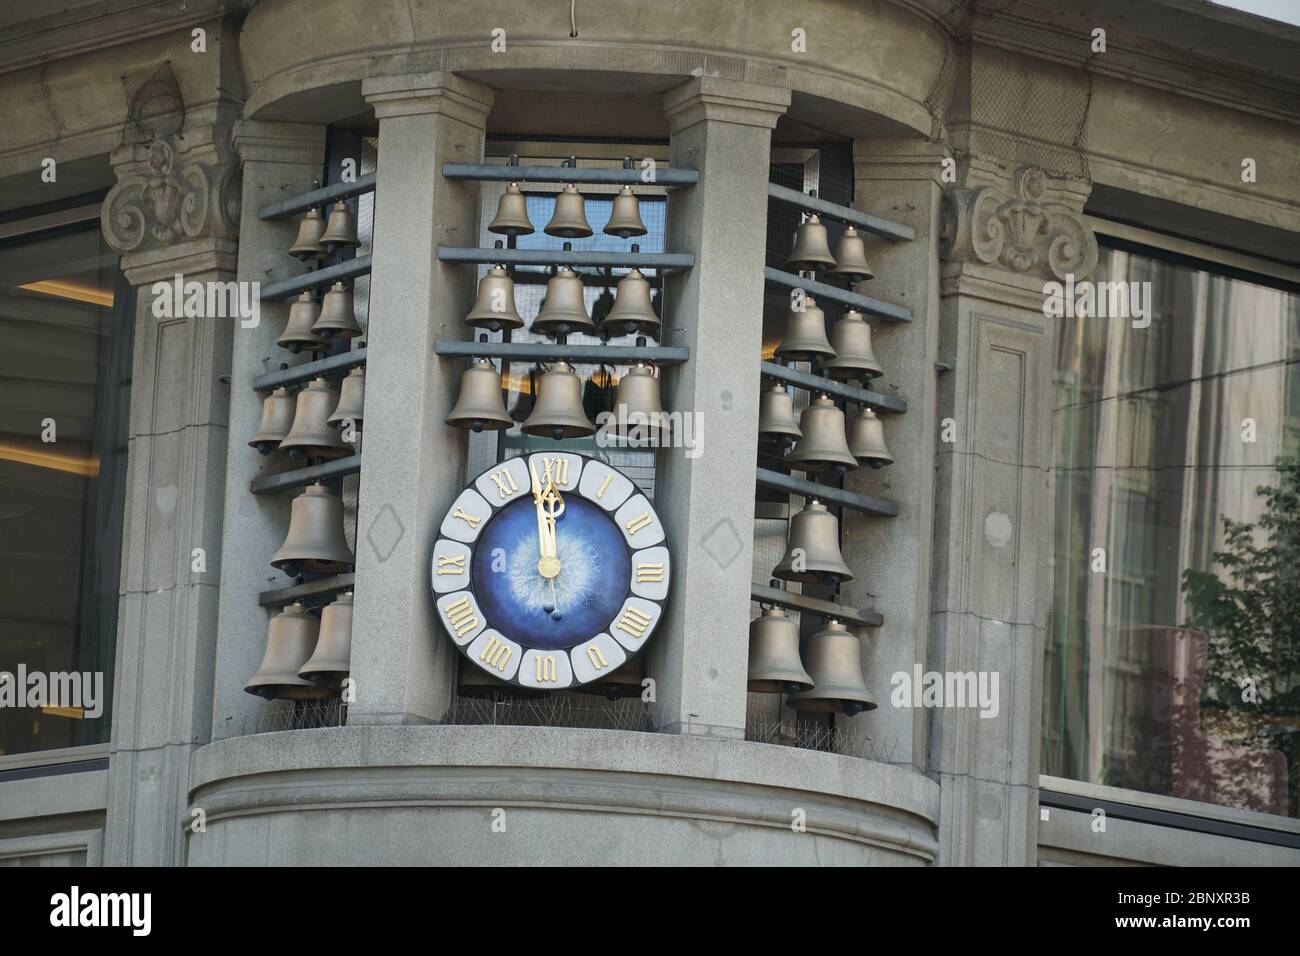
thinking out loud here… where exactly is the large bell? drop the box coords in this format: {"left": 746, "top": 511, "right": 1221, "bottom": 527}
{"left": 533, "top": 268, "right": 595, "bottom": 335}
{"left": 747, "top": 607, "right": 814, "bottom": 693}
{"left": 244, "top": 602, "right": 330, "bottom": 701}
{"left": 848, "top": 406, "right": 893, "bottom": 468}
{"left": 320, "top": 200, "right": 359, "bottom": 249}
{"left": 604, "top": 185, "right": 647, "bottom": 238}
{"left": 280, "top": 377, "right": 351, "bottom": 460}
{"left": 602, "top": 268, "right": 660, "bottom": 337}
{"left": 522, "top": 361, "right": 594, "bottom": 439}
{"left": 545, "top": 183, "right": 593, "bottom": 238}
{"left": 611, "top": 362, "right": 665, "bottom": 446}
{"left": 828, "top": 225, "right": 875, "bottom": 281}
{"left": 487, "top": 182, "right": 534, "bottom": 236}
{"left": 787, "top": 619, "right": 877, "bottom": 715}
{"left": 271, "top": 481, "right": 355, "bottom": 576}
{"left": 821, "top": 309, "right": 883, "bottom": 380}
{"left": 298, "top": 591, "right": 353, "bottom": 688}
{"left": 773, "top": 499, "right": 853, "bottom": 583}
{"left": 786, "top": 214, "right": 836, "bottom": 271}
{"left": 773, "top": 295, "right": 833, "bottom": 361}
{"left": 327, "top": 366, "right": 365, "bottom": 430}
{"left": 787, "top": 395, "right": 858, "bottom": 472}
{"left": 446, "top": 358, "right": 512, "bottom": 432}
{"left": 312, "top": 281, "right": 363, "bottom": 338}
{"left": 289, "top": 207, "right": 327, "bottom": 260}
{"left": 465, "top": 266, "right": 524, "bottom": 331}
{"left": 248, "top": 387, "right": 296, "bottom": 455}
{"left": 278, "top": 291, "right": 328, "bottom": 353}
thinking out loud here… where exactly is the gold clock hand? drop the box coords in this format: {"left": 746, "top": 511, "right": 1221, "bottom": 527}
{"left": 536, "top": 478, "right": 561, "bottom": 581}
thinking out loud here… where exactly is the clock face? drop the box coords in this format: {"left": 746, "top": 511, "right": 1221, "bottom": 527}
{"left": 432, "top": 453, "right": 670, "bottom": 690}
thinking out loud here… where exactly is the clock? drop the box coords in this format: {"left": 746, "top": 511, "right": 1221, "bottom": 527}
{"left": 431, "top": 453, "right": 670, "bottom": 690}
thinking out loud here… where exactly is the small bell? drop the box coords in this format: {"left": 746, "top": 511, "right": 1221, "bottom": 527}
{"left": 312, "top": 281, "right": 363, "bottom": 338}
{"left": 327, "top": 366, "right": 366, "bottom": 430}
{"left": 604, "top": 185, "right": 647, "bottom": 238}
{"left": 603, "top": 268, "right": 659, "bottom": 337}
{"left": 487, "top": 182, "right": 534, "bottom": 236}
{"left": 786, "top": 214, "right": 836, "bottom": 271}
{"left": 545, "top": 183, "right": 593, "bottom": 238}
{"left": 289, "top": 207, "right": 327, "bottom": 260}
{"left": 787, "top": 619, "right": 877, "bottom": 715}
{"left": 320, "top": 200, "right": 359, "bottom": 249}
{"left": 522, "top": 361, "right": 594, "bottom": 439}
{"left": 248, "top": 387, "right": 296, "bottom": 455}
{"left": 533, "top": 267, "right": 595, "bottom": 336}
{"left": 271, "top": 482, "right": 355, "bottom": 576}
{"left": 828, "top": 225, "right": 875, "bottom": 281}
{"left": 848, "top": 406, "right": 893, "bottom": 468}
{"left": 280, "top": 377, "right": 352, "bottom": 460}
{"left": 786, "top": 395, "right": 858, "bottom": 472}
{"left": 773, "top": 295, "right": 834, "bottom": 361}
{"left": 610, "top": 362, "right": 665, "bottom": 446}
{"left": 821, "top": 309, "right": 883, "bottom": 380}
{"left": 446, "top": 358, "right": 512, "bottom": 432}
{"left": 277, "top": 291, "right": 328, "bottom": 353}
{"left": 465, "top": 266, "right": 524, "bottom": 331}
{"left": 245, "top": 602, "right": 330, "bottom": 701}
{"left": 758, "top": 383, "right": 802, "bottom": 442}
{"left": 747, "top": 607, "right": 814, "bottom": 693}
{"left": 773, "top": 499, "right": 853, "bottom": 583}
{"left": 298, "top": 591, "right": 353, "bottom": 688}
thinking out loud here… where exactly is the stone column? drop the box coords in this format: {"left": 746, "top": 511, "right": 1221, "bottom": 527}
{"left": 346, "top": 72, "right": 494, "bottom": 726}
{"left": 651, "top": 77, "right": 790, "bottom": 738}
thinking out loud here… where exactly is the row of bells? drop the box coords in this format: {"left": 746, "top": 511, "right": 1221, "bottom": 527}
{"left": 748, "top": 609, "right": 876, "bottom": 715}
{"left": 488, "top": 180, "right": 647, "bottom": 240}
{"left": 245, "top": 594, "right": 353, "bottom": 700}
{"left": 774, "top": 298, "right": 883, "bottom": 379}
{"left": 289, "top": 201, "right": 360, "bottom": 261}
{"left": 760, "top": 389, "right": 893, "bottom": 470}
{"left": 786, "top": 214, "right": 875, "bottom": 280}
{"left": 465, "top": 262, "right": 659, "bottom": 339}
{"left": 278, "top": 282, "right": 364, "bottom": 353}
{"left": 249, "top": 370, "right": 365, "bottom": 459}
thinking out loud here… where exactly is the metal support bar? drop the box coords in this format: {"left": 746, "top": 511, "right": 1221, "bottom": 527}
{"left": 259, "top": 175, "right": 378, "bottom": 221}
{"left": 751, "top": 584, "right": 883, "bottom": 629}
{"left": 260, "top": 256, "right": 372, "bottom": 302}
{"left": 435, "top": 340, "right": 689, "bottom": 366}
{"left": 259, "top": 573, "right": 355, "bottom": 608}
{"left": 760, "top": 361, "right": 907, "bottom": 414}
{"left": 438, "top": 246, "right": 693, "bottom": 271}
{"left": 250, "top": 455, "right": 361, "bottom": 495}
{"left": 252, "top": 349, "right": 367, "bottom": 391}
{"left": 767, "top": 183, "right": 914, "bottom": 241}
{"left": 755, "top": 466, "right": 899, "bottom": 518}
{"left": 764, "top": 267, "right": 911, "bottom": 323}
{"left": 442, "top": 163, "right": 698, "bottom": 186}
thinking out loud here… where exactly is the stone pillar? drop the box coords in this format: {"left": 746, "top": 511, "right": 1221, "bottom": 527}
{"left": 208, "top": 121, "right": 327, "bottom": 741}
{"left": 651, "top": 77, "right": 790, "bottom": 738}
{"left": 346, "top": 72, "right": 494, "bottom": 726}
{"left": 100, "top": 98, "right": 241, "bottom": 865}
{"left": 931, "top": 159, "right": 1097, "bottom": 865}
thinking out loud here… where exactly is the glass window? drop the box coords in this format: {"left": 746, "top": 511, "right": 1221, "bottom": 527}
{"left": 0, "top": 217, "right": 132, "bottom": 759}
{"left": 1043, "top": 236, "right": 1300, "bottom": 818}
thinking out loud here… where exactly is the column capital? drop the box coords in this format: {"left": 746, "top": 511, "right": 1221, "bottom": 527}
{"left": 852, "top": 137, "right": 952, "bottom": 185}
{"left": 663, "top": 76, "right": 790, "bottom": 133}
{"left": 362, "top": 71, "right": 495, "bottom": 125}
{"left": 233, "top": 120, "right": 327, "bottom": 165}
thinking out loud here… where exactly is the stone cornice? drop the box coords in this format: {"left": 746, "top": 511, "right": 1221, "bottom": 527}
{"left": 662, "top": 77, "right": 791, "bottom": 133}
{"left": 232, "top": 120, "right": 327, "bottom": 165}
{"left": 361, "top": 72, "right": 495, "bottom": 125}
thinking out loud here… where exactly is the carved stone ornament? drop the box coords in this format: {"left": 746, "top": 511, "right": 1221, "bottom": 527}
{"left": 940, "top": 166, "right": 1097, "bottom": 281}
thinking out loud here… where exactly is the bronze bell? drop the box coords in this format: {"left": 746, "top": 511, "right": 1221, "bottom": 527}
{"left": 249, "top": 387, "right": 296, "bottom": 455}
{"left": 604, "top": 185, "right": 647, "bottom": 238}
{"left": 289, "top": 207, "right": 327, "bottom": 260}
{"left": 603, "top": 268, "right": 659, "bottom": 337}
{"left": 446, "top": 358, "right": 512, "bottom": 432}
{"left": 312, "top": 281, "right": 363, "bottom": 338}
{"left": 245, "top": 602, "right": 330, "bottom": 701}
{"left": 545, "top": 183, "right": 593, "bottom": 238}
{"left": 821, "top": 309, "right": 883, "bottom": 380}
{"left": 278, "top": 291, "right": 328, "bottom": 353}
{"left": 533, "top": 267, "right": 595, "bottom": 335}
{"left": 848, "top": 406, "right": 893, "bottom": 468}
{"left": 328, "top": 366, "right": 365, "bottom": 430}
{"left": 465, "top": 266, "right": 524, "bottom": 331}
{"left": 320, "top": 200, "right": 359, "bottom": 249}
{"left": 747, "top": 607, "right": 814, "bottom": 693}
{"left": 828, "top": 225, "right": 875, "bottom": 281}
{"left": 773, "top": 499, "right": 853, "bottom": 583}
{"left": 271, "top": 481, "right": 355, "bottom": 576}
{"left": 787, "top": 395, "right": 858, "bottom": 472}
{"left": 787, "top": 619, "right": 877, "bottom": 715}
{"left": 280, "top": 377, "right": 352, "bottom": 460}
{"left": 773, "top": 295, "right": 833, "bottom": 361}
{"left": 611, "top": 362, "right": 665, "bottom": 446}
{"left": 758, "top": 383, "right": 802, "bottom": 441}
{"left": 298, "top": 591, "right": 353, "bottom": 687}
{"left": 522, "top": 361, "right": 594, "bottom": 439}
{"left": 786, "top": 214, "right": 836, "bottom": 271}
{"left": 488, "top": 182, "right": 534, "bottom": 236}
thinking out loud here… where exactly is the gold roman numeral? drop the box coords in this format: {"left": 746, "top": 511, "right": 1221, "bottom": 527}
{"left": 616, "top": 606, "right": 654, "bottom": 639}
{"left": 635, "top": 562, "right": 664, "bottom": 583}
{"left": 625, "top": 512, "right": 652, "bottom": 535}
{"left": 480, "top": 636, "right": 512, "bottom": 671}
{"left": 444, "top": 596, "right": 479, "bottom": 637}
{"left": 596, "top": 474, "right": 613, "bottom": 498}
{"left": 542, "top": 456, "right": 569, "bottom": 486}
{"left": 452, "top": 507, "right": 481, "bottom": 529}
{"left": 534, "top": 655, "right": 558, "bottom": 682}
{"left": 489, "top": 468, "right": 519, "bottom": 498}
{"left": 437, "top": 554, "right": 465, "bottom": 575}
{"left": 586, "top": 645, "right": 609, "bottom": 670}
